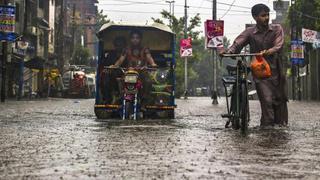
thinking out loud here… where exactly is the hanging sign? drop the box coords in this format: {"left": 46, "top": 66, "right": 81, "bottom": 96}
{"left": 291, "top": 40, "right": 304, "bottom": 65}
{"left": 302, "top": 28, "right": 320, "bottom": 49}
{"left": 205, "top": 20, "right": 224, "bottom": 49}
{"left": 302, "top": 28, "right": 319, "bottom": 43}
{"left": 0, "top": 5, "right": 16, "bottom": 33}
{"left": 0, "top": 5, "right": 17, "bottom": 42}
{"left": 13, "top": 40, "right": 29, "bottom": 56}
{"left": 180, "top": 37, "right": 192, "bottom": 58}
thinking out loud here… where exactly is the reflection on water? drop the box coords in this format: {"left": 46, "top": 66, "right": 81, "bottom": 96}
{"left": 0, "top": 98, "right": 320, "bottom": 179}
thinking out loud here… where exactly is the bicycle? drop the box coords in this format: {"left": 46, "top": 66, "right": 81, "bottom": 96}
{"left": 220, "top": 53, "right": 260, "bottom": 134}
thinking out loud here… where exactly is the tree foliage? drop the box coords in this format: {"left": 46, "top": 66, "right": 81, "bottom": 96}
{"left": 96, "top": 10, "right": 111, "bottom": 32}
{"left": 152, "top": 10, "right": 230, "bottom": 97}
{"left": 288, "top": 0, "right": 320, "bottom": 31}
{"left": 152, "top": 10, "right": 204, "bottom": 97}
{"left": 71, "top": 45, "right": 91, "bottom": 65}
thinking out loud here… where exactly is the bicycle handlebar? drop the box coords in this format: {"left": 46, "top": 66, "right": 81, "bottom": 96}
{"left": 220, "top": 53, "right": 262, "bottom": 58}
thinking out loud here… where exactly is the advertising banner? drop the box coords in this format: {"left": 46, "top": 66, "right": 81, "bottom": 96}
{"left": 180, "top": 37, "right": 192, "bottom": 58}
{"left": 0, "top": 5, "right": 16, "bottom": 33}
{"left": 205, "top": 20, "right": 224, "bottom": 49}
{"left": 291, "top": 40, "right": 304, "bottom": 65}
{"left": 302, "top": 28, "right": 320, "bottom": 49}
{"left": 302, "top": 28, "right": 319, "bottom": 43}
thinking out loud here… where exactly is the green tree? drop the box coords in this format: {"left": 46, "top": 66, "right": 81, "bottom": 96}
{"left": 96, "top": 10, "right": 111, "bottom": 32}
{"left": 153, "top": 11, "right": 231, "bottom": 97}
{"left": 288, "top": 0, "right": 320, "bottom": 32}
{"left": 285, "top": 0, "right": 320, "bottom": 66}
{"left": 152, "top": 10, "right": 203, "bottom": 97}
{"left": 71, "top": 45, "right": 91, "bottom": 65}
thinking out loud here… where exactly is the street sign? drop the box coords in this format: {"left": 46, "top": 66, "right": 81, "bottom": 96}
{"left": 180, "top": 37, "right": 192, "bottom": 58}
{"left": 0, "top": 5, "right": 15, "bottom": 33}
{"left": 205, "top": 20, "right": 224, "bottom": 49}
{"left": 13, "top": 40, "right": 29, "bottom": 56}
{"left": 302, "top": 28, "right": 319, "bottom": 43}
{"left": 291, "top": 40, "right": 304, "bottom": 65}
{"left": 0, "top": 5, "right": 17, "bottom": 42}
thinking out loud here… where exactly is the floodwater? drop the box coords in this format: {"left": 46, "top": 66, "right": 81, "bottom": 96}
{"left": 0, "top": 97, "right": 319, "bottom": 179}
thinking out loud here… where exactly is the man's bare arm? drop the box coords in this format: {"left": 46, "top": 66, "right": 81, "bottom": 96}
{"left": 145, "top": 48, "right": 157, "bottom": 67}
{"left": 113, "top": 55, "right": 126, "bottom": 67}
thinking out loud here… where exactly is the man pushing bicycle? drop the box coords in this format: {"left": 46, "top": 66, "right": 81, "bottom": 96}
{"left": 220, "top": 4, "right": 288, "bottom": 127}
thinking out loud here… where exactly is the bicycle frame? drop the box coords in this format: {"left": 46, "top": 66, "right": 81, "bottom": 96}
{"left": 221, "top": 53, "right": 260, "bottom": 130}
{"left": 235, "top": 58, "right": 248, "bottom": 123}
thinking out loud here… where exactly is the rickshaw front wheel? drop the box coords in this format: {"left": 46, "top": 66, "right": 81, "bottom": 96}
{"left": 167, "top": 110, "right": 175, "bottom": 119}
{"left": 95, "top": 108, "right": 112, "bottom": 119}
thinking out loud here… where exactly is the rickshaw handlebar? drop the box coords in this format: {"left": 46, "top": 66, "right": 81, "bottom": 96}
{"left": 104, "top": 66, "right": 158, "bottom": 72}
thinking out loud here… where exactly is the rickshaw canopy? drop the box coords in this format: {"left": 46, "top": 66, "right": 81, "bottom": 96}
{"left": 97, "top": 22, "right": 175, "bottom": 52}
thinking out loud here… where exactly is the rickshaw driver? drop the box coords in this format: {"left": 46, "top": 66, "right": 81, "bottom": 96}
{"left": 101, "top": 37, "right": 127, "bottom": 104}
{"left": 111, "top": 30, "right": 157, "bottom": 68}
{"left": 110, "top": 30, "right": 157, "bottom": 110}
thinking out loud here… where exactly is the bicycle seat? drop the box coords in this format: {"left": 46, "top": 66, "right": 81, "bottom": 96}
{"left": 222, "top": 76, "right": 253, "bottom": 85}
{"left": 226, "top": 65, "right": 237, "bottom": 72}
{"left": 222, "top": 76, "right": 236, "bottom": 84}
{"left": 226, "top": 65, "right": 251, "bottom": 74}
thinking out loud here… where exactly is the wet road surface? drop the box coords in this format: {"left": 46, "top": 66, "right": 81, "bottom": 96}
{"left": 0, "top": 97, "right": 320, "bottom": 179}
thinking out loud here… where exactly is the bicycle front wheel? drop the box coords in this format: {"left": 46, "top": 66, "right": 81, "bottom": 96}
{"left": 240, "top": 82, "right": 249, "bottom": 134}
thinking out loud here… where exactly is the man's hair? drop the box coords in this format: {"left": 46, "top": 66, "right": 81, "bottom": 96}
{"left": 130, "top": 29, "right": 143, "bottom": 39}
{"left": 251, "top": 4, "right": 270, "bottom": 17}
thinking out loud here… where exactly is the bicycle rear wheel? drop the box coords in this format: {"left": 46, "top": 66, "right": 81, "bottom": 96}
{"left": 240, "top": 82, "right": 249, "bottom": 134}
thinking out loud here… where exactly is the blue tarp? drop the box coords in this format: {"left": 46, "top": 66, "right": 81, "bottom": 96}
{"left": 0, "top": 32, "right": 20, "bottom": 42}
{"left": 0, "top": 32, "right": 19, "bottom": 42}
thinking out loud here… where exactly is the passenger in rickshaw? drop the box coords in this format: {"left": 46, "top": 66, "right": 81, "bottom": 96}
{"left": 110, "top": 30, "right": 158, "bottom": 109}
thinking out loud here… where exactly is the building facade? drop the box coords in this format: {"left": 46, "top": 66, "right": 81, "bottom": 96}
{"left": 0, "top": 0, "right": 99, "bottom": 100}
{"left": 67, "top": 0, "right": 98, "bottom": 58}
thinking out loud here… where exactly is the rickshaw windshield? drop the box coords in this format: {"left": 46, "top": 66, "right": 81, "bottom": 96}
{"left": 95, "top": 22, "right": 176, "bottom": 109}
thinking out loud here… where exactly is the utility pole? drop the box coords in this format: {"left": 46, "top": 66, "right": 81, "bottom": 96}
{"left": 290, "top": 0, "right": 296, "bottom": 100}
{"left": 0, "top": 0, "right": 9, "bottom": 102}
{"left": 183, "top": 0, "right": 188, "bottom": 99}
{"left": 165, "top": 1, "right": 175, "bottom": 27}
{"left": 172, "top": 1, "right": 175, "bottom": 17}
{"left": 211, "top": 0, "right": 218, "bottom": 104}
{"left": 18, "top": 0, "right": 29, "bottom": 100}
{"left": 71, "top": 3, "right": 76, "bottom": 58}
{"left": 59, "top": 0, "right": 65, "bottom": 73}
{"left": 294, "top": 1, "right": 301, "bottom": 101}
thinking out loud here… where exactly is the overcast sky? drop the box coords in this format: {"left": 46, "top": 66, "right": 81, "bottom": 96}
{"left": 97, "top": 0, "right": 277, "bottom": 42}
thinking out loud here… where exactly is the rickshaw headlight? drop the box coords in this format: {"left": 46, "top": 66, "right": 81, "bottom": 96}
{"left": 125, "top": 75, "right": 138, "bottom": 83}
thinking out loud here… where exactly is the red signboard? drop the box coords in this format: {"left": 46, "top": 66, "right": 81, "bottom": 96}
{"left": 205, "top": 20, "right": 224, "bottom": 49}
{"left": 180, "top": 37, "right": 192, "bottom": 57}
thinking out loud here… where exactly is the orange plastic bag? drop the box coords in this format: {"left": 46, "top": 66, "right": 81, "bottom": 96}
{"left": 250, "top": 55, "right": 272, "bottom": 79}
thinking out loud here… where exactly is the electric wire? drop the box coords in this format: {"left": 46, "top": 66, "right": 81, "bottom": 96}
{"left": 219, "top": 0, "right": 236, "bottom": 19}
{"left": 292, "top": 9, "right": 320, "bottom": 21}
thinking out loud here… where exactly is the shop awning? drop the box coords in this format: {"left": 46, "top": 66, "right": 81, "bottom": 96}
{"left": 24, "top": 56, "right": 45, "bottom": 70}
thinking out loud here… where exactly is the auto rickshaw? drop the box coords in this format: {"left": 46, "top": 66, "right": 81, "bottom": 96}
{"left": 94, "top": 22, "right": 176, "bottom": 119}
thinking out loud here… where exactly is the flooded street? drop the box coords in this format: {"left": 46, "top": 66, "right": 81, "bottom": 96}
{"left": 0, "top": 97, "right": 320, "bottom": 179}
